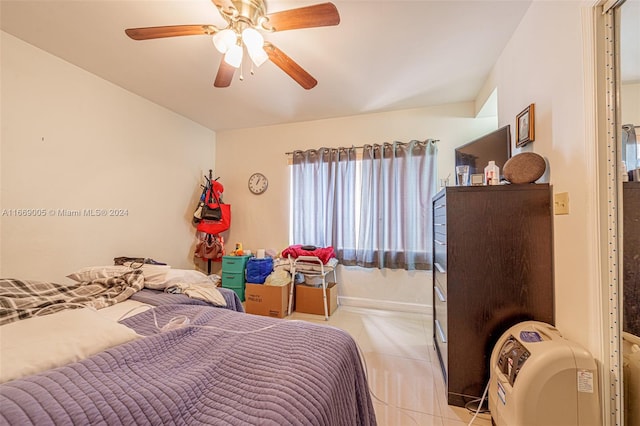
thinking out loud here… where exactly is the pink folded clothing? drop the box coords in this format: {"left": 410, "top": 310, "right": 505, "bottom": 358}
{"left": 282, "top": 245, "right": 336, "bottom": 264}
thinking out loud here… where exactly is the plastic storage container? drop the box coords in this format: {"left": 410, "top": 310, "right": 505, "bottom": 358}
{"left": 246, "top": 257, "right": 274, "bottom": 284}
{"left": 221, "top": 255, "right": 251, "bottom": 301}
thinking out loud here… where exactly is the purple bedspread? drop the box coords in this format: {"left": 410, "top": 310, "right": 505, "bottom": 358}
{"left": 130, "top": 287, "right": 244, "bottom": 312}
{"left": 0, "top": 304, "right": 376, "bottom": 425}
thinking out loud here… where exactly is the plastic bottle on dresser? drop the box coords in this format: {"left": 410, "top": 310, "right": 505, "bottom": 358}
{"left": 484, "top": 161, "right": 500, "bottom": 185}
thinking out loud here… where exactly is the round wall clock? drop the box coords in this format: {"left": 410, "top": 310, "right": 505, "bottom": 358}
{"left": 248, "top": 172, "right": 268, "bottom": 194}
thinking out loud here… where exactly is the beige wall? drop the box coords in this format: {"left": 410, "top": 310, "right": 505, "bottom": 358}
{"left": 490, "top": 1, "right": 603, "bottom": 356}
{"left": 0, "top": 32, "right": 215, "bottom": 281}
{"left": 0, "top": 29, "right": 497, "bottom": 310}
{"left": 215, "top": 103, "right": 497, "bottom": 311}
{"left": 621, "top": 83, "right": 640, "bottom": 125}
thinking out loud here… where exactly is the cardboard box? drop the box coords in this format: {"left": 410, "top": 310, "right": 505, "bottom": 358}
{"left": 295, "top": 282, "right": 338, "bottom": 316}
{"left": 245, "top": 283, "right": 291, "bottom": 319}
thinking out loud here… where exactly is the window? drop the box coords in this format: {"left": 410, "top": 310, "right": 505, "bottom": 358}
{"left": 290, "top": 140, "right": 437, "bottom": 270}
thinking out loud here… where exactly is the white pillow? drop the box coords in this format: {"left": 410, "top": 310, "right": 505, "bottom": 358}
{"left": 0, "top": 308, "right": 140, "bottom": 383}
{"left": 146, "top": 268, "right": 212, "bottom": 290}
{"left": 67, "top": 264, "right": 171, "bottom": 288}
{"left": 122, "top": 263, "right": 171, "bottom": 288}
{"left": 66, "top": 265, "right": 132, "bottom": 282}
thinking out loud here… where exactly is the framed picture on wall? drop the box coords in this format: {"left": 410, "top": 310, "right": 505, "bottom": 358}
{"left": 516, "top": 103, "right": 535, "bottom": 147}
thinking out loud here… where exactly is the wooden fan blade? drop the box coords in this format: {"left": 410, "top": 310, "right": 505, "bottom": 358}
{"left": 214, "top": 58, "right": 236, "bottom": 88}
{"left": 264, "top": 43, "right": 317, "bottom": 90}
{"left": 125, "top": 25, "right": 216, "bottom": 40}
{"left": 265, "top": 2, "right": 340, "bottom": 32}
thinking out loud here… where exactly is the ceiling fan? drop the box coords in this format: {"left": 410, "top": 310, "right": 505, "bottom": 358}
{"left": 125, "top": 0, "right": 340, "bottom": 89}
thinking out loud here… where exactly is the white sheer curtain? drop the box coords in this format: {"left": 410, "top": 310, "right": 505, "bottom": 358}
{"left": 290, "top": 147, "right": 357, "bottom": 260}
{"left": 356, "top": 140, "right": 437, "bottom": 270}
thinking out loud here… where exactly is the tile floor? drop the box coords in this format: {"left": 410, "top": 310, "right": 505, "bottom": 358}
{"left": 288, "top": 306, "right": 492, "bottom": 426}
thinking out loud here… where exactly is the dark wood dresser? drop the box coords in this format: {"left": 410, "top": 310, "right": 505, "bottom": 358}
{"left": 432, "top": 184, "right": 555, "bottom": 407}
{"left": 623, "top": 181, "right": 640, "bottom": 336}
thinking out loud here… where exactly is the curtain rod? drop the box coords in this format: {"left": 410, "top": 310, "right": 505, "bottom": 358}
{"left": 284, "top": 139, "right": 439, "bottom": 156}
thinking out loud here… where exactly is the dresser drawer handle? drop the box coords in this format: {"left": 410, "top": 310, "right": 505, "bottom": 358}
{"left": 434, "top": 222, "right": 446, "bottom": 227}
{"left": 435, "top": 319, "right": 447, "bottom": 344}
{"left": 434, "top": 203, "right": 446, "bottom": 210}
{"left": 434, "top": 262, "right": 446, "bottom": 274}
{"left": 434, "top": 239, "right": 446, "bottom": 246}
{"left": 435, "top": 285, "right": 446, "bottom": 302}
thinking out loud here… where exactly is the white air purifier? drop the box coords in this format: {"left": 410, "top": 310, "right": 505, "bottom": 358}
{"left": 489, "top": 321, "right": 601, "bottom": 426}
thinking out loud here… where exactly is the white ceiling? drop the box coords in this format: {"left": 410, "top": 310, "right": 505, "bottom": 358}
{"left": 2, "top": 0, "right": 535, "bottom": 131}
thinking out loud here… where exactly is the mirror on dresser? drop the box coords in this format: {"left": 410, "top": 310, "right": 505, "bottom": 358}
{"left": 619, "top": 0, "right": 640, "bottom": 336}
{"left": 617, "top": 0, "right": 640, "bottom": 423}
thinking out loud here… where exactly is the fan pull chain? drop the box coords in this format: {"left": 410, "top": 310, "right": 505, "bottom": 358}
{"left": 250, "top": 61, "right": 255, "bottom": 76}
{"left": 239, "top": 60, "right": 244, "bottom": 81}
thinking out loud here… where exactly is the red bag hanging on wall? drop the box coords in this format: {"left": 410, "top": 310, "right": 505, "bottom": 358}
{"left": 196, "top": 188, "right": 231, "bottom": 234}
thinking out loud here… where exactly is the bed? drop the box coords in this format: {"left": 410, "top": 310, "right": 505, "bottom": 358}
{"left": 131, "top": 287, "right": 244, "bottom": 312}
{"left": 0, "top": 273, "right": 376, "bottom": 425}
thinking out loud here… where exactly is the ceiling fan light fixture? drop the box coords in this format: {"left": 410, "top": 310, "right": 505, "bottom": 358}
{"left": 213, "top": 28, "right": 237, "bottom": 53}
{"left": 242, "top": 28, "right": 267, "bottom": 67}
{"left": 248, "top": 47, "right": 268, "bottom": 67}
{"left": 241, "top": 28, "right": 262, "bottom": 49}
{"left": 125, "top": 1, "right": 341, "bottom": 89}
{"left": 224, "top": 43, "right": 244, "bottom": 68}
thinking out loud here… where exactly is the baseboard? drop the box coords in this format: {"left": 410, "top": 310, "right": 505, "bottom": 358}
{"left": 338, "top": 296, "right": 431, "bottom": 315}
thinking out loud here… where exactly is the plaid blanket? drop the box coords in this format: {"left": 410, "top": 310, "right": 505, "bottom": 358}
{"left": 0, "top": 270, "right": 144, "bottom": 326}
